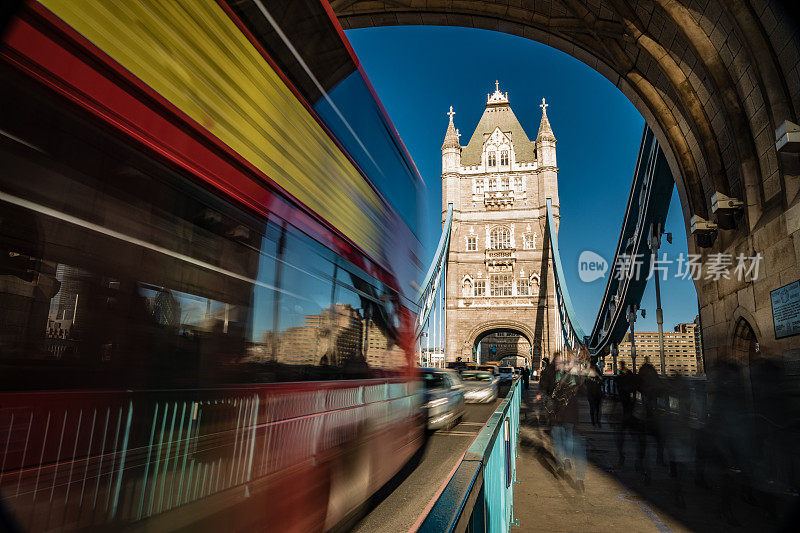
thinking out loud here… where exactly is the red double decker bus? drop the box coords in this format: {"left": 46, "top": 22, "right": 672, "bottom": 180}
{"left": 0, "top": 1, "right": 424, "bottom": 530}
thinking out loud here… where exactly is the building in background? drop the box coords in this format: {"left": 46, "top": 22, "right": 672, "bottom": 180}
{"left": 607, "top": 322, "right": 701, "bottom": 376}
{"left": 692, "top": 315, "right": 705, "bottom": 375}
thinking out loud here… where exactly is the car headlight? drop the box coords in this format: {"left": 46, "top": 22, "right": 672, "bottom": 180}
{"left": 425, "top": 398, "right": 448, "bottom": 409}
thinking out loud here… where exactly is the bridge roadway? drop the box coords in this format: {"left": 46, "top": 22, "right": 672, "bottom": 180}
{"left": 353, "top": 384, "right": 511, "bottom": 532}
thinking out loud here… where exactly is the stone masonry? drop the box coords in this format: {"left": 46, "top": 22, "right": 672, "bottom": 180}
{"left": 441, "top": 84, "right": 560, "bottom": 366}
{"left": 335, "top": 0, "right": 800, "bottom": 376}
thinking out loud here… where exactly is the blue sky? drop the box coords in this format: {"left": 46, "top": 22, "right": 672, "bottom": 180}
{"left": 346, "top": 25, "right": 699, "bottom": 332}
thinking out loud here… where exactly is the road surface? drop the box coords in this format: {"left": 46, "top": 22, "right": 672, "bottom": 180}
{"left": 353, "top": 384, "right": 510, "bottom": 532}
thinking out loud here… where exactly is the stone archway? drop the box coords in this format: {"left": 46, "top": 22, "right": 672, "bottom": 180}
{"left": 465, "top": 320, "right": 537, "bottom": 366}
{"left": 732, "top": 316, "right": 760, "bottom": 366}
{"left": 331, "top": 0, "right": 800, "bottom": 366}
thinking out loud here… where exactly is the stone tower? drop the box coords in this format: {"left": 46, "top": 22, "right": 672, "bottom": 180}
{"left": 442, "top": 82, "right": 560, "bottom": 367}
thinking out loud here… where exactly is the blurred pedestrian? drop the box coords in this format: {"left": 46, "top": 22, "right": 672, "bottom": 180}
{"left": 637, "top": 356, "right": 665, "bottom": 465}
{"left": 549, "top": 352, "right": 587, "bottom": 491}
{"left": 614, "top": 360, "right": 644, "bottom": 469}
{"left": 522, "top": 365, "right": 530, "bottom": 389}
{"left": 585, "top": 356, "right": 603, "bottom": 427}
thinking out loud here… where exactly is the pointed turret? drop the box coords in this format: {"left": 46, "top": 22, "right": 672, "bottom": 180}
{"left": 441, "top": 106, "right": 461, "bottom": 172}
{"left": 536, "top": 97, "right": 556, "bottom": 142}
{"left": 536, "top": 97, "right": 559, "bottom": 208}
{"left": 536, "top": 98, "right": 557, "bottom": 169}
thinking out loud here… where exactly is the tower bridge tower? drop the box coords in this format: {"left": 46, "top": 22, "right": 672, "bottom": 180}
{"left": 442, "top": 82, "right": 560, "bottom": 367}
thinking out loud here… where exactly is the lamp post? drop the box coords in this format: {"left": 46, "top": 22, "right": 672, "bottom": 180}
{"left": 626, "top": 305, "right": 638, "bottom": 372}
{"left": 611, "top": 343, "right": 618, "bottom": 375}
{"left": 649, "top": 223, "right": 671, "bottom": 375}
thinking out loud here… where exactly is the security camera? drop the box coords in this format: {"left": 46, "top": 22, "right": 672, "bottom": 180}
{"left": 711, "top": 192, "right": 744, "bottom": 230}
{"left": 690, "top": 215, "right": 718, "bottom": 248}
{"left": 776, "top": 120, "right": 800, "bottom": 153}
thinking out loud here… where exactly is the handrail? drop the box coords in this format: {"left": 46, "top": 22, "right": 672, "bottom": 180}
{"left": 418, "top": 377, "right": 522, "bottom": 532}
{"left": 546, "top": 198, "right": 587, "bottom": 350}
{"left": 415, "top": 203, "right": 453, "bottom": 332}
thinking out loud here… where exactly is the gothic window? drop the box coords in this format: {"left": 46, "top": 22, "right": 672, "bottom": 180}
{"left": 475, "top": 180, "right": 484, "bottom": 194}
{"left": 489, "top": 179, "right": 497, "bottom": 191}
{"left": 488, "top": 152, "right": 496, "bottom": 167}
{"left": 501, "top": 178, "right": 509, "bottom": 190}
{"left": 474, "top": 280, "right": 486, "bottom": 297}
{"left": 490, "top": 274, "right": 512, "bottom": 296}
{"left": 523, "top": 233, "right": 536, "bottom": 250}
{"left": 490, "top": 226, "right": 511, "bottom": 249}
{"left": 514, "top": 177, "right": 523, "bottom": 190}
{"left": 462, "top": 278, "right": 473, "bottom": 297}
{"left": 517, "top": 278, "right": 530, "bottom": 296}
{"left": 500, "top": 150, "right": 509, "bottom": 166}
{"left": 466, "top": 236, "right": 477, "bottom": 251}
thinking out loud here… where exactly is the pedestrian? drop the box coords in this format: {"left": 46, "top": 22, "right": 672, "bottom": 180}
{"left": 522, "top": 365, "right": 530, "bottom": 389}
{"left": 548, "top": 352, "right": 587, "bottom": 491}
{"left": 585, "top": 356, "right": 603, "bottom": 427}
{"left": 614, "top": 360, "right": 644, "bottom": 469}
{"left": 637, "top": 356, "right": 665, "bottom": 465}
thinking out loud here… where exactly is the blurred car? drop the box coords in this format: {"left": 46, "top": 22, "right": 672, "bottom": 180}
{"left": 420, "top": 368, "right": 466, "bottom": 430}
{"left": 498, "top": 366, "right": 515, "bottom": 383}
{"left": 459, "top": 370, "right": 499, "bottom": 403}
{"left": 477, "top": 364, "right": 499, "bottom": 376}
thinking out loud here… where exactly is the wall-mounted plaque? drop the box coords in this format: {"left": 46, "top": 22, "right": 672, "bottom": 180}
{"left": 771, "top": 280, "right": 800, "bottom": 339}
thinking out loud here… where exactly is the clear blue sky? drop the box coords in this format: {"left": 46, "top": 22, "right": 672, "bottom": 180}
{"left": 346, "top": 25, "right": 699, "bottom": 332}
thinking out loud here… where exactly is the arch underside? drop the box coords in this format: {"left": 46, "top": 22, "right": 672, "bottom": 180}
{"left": 333, "top": 0, "right": 796, "bottom": 235}
{"left": 332, "top": 0, "right": 800, "bottom": 365}
{"left": 467, "top": 321, "right": 539, "bottom": 364}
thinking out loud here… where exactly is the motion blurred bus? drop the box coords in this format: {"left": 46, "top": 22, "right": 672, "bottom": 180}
{"left": 0, "top": 1, "right": 424, "bottom": 531}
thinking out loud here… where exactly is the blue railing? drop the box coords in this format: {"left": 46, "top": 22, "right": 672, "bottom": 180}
{"left": 546, "top": 198, "right": 587, "bottom": 351}
{"left": 419, "top": 378, "right": 522, "bottom": 532}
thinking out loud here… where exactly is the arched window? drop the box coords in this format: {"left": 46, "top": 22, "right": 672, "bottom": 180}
{"left": 490, "top": 226, "right": 511, "bottom": 249}
{"left": 500, "top": 150, "right": 509, "bottom": 165}
{"left": 474, "top": 280, "right": 486, "bottom": 296}
{"left": 523, "top": 232, "right": 536, "bottom": 249}
{"left": 489, "top": 179, "right": 497, "bottom": 191}
{"left": 517, "top": 278, "right": 529, "bottom": 296}
{"left": 501, "top": 177, "right": 509, "bottom": 190}
{"left": 475, "top": 179, "right": 484, "bottom": 194}
{"left": 487, "top": 151, "right": 496, "bottom": 167}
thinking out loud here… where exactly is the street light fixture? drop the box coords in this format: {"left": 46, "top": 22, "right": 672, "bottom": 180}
{"left": 649, "top": 223, "right": 668, "bottom": 375}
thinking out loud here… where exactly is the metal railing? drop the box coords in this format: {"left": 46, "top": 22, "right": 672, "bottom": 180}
{"left": 545, "top": 198, "right": 587, "bottom": 353}
{"left": 416, "top": 203, "right": 452, "bottom": 364}
{"left": 418, "top": 377, "right": 522, "bottom": 533}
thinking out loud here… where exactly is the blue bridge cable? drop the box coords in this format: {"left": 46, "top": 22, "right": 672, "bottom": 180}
{"left": 546, "top": 198, "right": 587, "bottom": 345}
{"left": 415, "top": 203, "right": 453, "bottom": 334}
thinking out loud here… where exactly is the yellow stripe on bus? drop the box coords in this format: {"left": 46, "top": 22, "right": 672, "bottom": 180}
{"left": 39, "top": 0, "right": 386, "bottom": 259}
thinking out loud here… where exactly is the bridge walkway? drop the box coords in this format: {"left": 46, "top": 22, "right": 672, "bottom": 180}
{"left": 512, "top": 385, "right": 776, "bottom": 532}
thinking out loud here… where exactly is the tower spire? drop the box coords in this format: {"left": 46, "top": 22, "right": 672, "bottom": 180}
{"left": 536, "top": 97, "right": 555, "bottom": 142}
{"left": 487, "top": 80, "right": 509, "bottom": 105}
{"left": 442, "top": 106, "right": 460, "bottom": 150}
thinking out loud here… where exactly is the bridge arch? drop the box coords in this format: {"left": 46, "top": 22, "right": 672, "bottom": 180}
{"left": 464, "top": 320, "right": 537, "bottom": 364}
{"left": 333, "top": 0, "right": 800, "bottom": 365}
